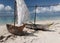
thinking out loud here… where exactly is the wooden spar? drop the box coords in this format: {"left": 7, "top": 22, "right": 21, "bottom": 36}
{"left": 14, "top": 1, "right": 17, "bottom": 26}
{"left": 14, "top": 1, "right": 16, "bottom": 27}
{"left": 27, "top": 4, "right": 59, "bottom": 7}
{"left": 34, "top": 5, "right": 37, "bottom": 25}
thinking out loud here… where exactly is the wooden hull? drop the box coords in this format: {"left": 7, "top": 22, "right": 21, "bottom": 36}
{"left": 6, "top": 23, "right": 53, "bottom": 35}
{"left": 6, "top": 24, "right": 25, "bottom": 35}
{"left": 25, "top": 23, "right": 53, "bottom": 31}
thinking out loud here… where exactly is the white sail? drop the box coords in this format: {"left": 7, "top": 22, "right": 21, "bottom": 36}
{"left": 16, "top": 0, "right": 29, "bottom": 26}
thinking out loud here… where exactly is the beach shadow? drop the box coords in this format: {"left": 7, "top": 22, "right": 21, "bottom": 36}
{"left": 26, "top": 24, "right": 55, "bottom": 32}
{"left": 29, "top": 27, "right": 55, "bottom": 32}
{"left": 14, "top": 31, "right": 37, "bottom": 37}
{"left": 38, "top": 29, "right": 55, "bottom": 32}
{"left": 0, "top": 32, "right": 37, "bottom": 43}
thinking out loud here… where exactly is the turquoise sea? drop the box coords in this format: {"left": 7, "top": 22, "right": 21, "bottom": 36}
{"left": 0, "top": 16, "right": 14, "bottom": 25}
{"left": 0, "top": 15, "right": 60, "bottom": 25}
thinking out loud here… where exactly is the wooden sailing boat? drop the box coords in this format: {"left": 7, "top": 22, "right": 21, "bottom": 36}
{"left": 6, "top": 0, "right": 30, "bottom": 35}
{"left": 25, "top": 5, "right": 54, "bottom": 31}
{"left": 6, "top": 0, "right": 54, "bottom": 35}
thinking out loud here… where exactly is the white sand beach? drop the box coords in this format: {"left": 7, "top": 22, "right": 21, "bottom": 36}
{"left": 0, "top": 20, "right": 60, "bottom": 43}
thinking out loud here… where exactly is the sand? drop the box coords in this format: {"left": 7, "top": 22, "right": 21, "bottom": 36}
{"left": 0, "top": 20, "right": 60, "bottom": 43}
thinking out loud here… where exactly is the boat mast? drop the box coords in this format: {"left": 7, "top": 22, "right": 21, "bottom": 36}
{"left": 14, "top": 0, "right": 17, "bottom": 26}
{"left": 34, "top": 5, "right": 37, "bottom": 25}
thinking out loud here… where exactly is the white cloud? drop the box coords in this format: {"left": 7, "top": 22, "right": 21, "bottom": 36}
{"left": 35, "top": 7, "right": 50, "bottom": 13}
{"left": 33, "top": 3, "right": 60, "bottom": 13}
{"left": 0, "top": 4, "right": 14, "bottom": 15}
{"left": 0, "top": 4, "right": 12, "bottom": 11}
{"left": 0, "top": 4, "right": 4, "bottom": 11}
{"left": 50, "top": 5, "right": 60, "bottom": 12}
{"left": 5, "top": 6, "right": 12, "bottom": 11}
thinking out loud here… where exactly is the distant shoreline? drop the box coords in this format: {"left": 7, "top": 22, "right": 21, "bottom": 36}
{"left": 0, "top": 19, "right": 60, "bottom": 25}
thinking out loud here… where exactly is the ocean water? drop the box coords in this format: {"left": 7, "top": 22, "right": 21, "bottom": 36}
{"left": 30, "top": 13, "right": 60, "bottom": 21}
{"left": 0, "top": 15, "right": 60, "bottom": 25}
{"left": 0, "top": 16, "right": 14, "bottom": 25}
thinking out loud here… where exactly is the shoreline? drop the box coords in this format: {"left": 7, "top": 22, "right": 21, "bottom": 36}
{"left": 30, "top": 19, "right": 60, "bottom": 24}
{"left": 0, "top": 19, "right": 60, "bottom": 25}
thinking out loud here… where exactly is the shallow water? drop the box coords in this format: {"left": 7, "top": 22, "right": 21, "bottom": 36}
{"left": 0, "top": 16, "right": 60, "bottom": 25}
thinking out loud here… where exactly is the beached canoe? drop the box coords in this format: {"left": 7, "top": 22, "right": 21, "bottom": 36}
{"left": 25, "top": 23, "right": 54, "bottom": 31}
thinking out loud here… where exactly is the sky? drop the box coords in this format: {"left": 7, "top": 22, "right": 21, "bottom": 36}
{"left": 25, "top": 0, "right": 60, "bottom": 6}
{"left": 0, "top": 0, "right": 60, "bottom": 18}
{"left": 24, "top": 0, "right": 60, "bottom": 13}
{"left": 25, "top": 0, "right": 60, "bottom": 20}
{"left": 0, "top": 0, "right": 14, "bottom": 16}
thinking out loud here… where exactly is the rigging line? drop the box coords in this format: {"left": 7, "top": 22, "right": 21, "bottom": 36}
{"left": 27, "top": 4, "right": 59, "bottom": 7}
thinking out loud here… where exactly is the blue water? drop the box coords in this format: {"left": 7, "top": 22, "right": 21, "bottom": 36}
{"left": 0, "top": 17, "right": 14, "bottom": 24}
{"left": 30, "top": 13, "right": 60, "bottom": 21}
{"left": 0, "top": 13, "right": 60, "bottom": 24}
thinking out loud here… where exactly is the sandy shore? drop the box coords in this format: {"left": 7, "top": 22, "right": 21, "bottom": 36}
{"left": 0, "top": 20, "right": 60, "bottom": 43}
